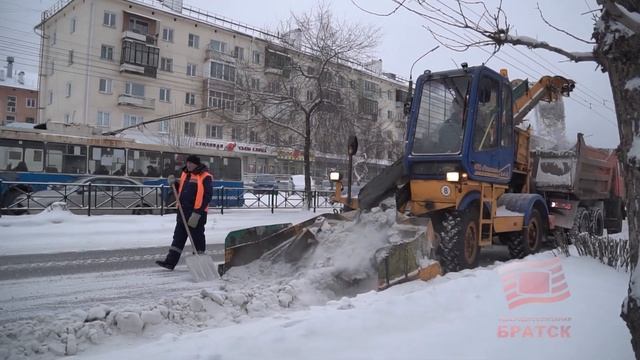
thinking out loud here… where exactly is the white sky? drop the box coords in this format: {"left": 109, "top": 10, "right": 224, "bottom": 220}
{"left": 0, "top": 0, "right": 621, "bottom": 147}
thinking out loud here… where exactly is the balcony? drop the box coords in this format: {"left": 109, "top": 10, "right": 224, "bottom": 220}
{"left": 122, "top": 30, "right": 157, "bottom": 46}
{"left": 120, "top": 39, "right": 159, "bottom": 78}
{"left": 205, "top": 49, "right": 235, "bottom": 63}
{"left": 118, "top": 94, "right": 155, "bottom": 110}
{"left": 203, "top": 78, "right": 235, "bottom": 92}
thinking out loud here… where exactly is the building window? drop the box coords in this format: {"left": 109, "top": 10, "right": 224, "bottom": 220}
{"left": 159, "top": 88, "right": 171, "bottom": 103}
{"left": 306, "top": 90, "right": 314, "bottom": 101}
{"left": 206, "top": 125, "right": 223, "bottom": 139}
{"left": 70, "top": 18, "right": 76, "bottom": 33}
{"left": 207, "top": 91, "right": 234, "bottom": 111}
{"left": 51, "top": 31, "right": 56, "bottom": 45}
{"left": 387, "top": 110, "right": 393, "bottom": 119}
{"left": 234, "top": 46, "right": 244, "bottom": 60}
{"left": 65, "top": 82, "right": 72, "bottom": 97}
{"left": 231, "top": 127, "right": 245, "bottom": 141}
{"left": 128, "top": 17, "right": 149, "bottom": 35}
{"left": 252, "top": 50, "right": 261, "bottom": 64}
{"left": 97, "top": 111, "right": 110, "bottom": 127}
{"left": 5, "top": 115, "right": 15, "bottom": 124}
{"left": 251, "top": 104, "right": 258, "bottom": 116}
{"left": 103, "top": 11, "right": 116, "bottom": 27}
{"left": 68, "top": 50, "right": 74, "bottom": 65}
{"left": 7, "top": 96, "right": 16, "bottom": 113}
{"left": 188, "top": 33, "right": 199, "bottom": 48}
{"left": 251, "top": 78, "right": 260, "bottom": 90}
{"left": 48, "top": 91, "right": 53, "bottom": 105}
{"left": 124, "top": 114, "right": 142, "bottom": 127}
{"left": 161, "top": 27, "right": 174, "bottom": 42}
{"left": 209, "top": 40, "right": 227, "bottom": 53}
{"left": 125, "top": 82, "right": 145, "bottom": 97}
{"left": 160, "top": 57, "right": 173, "bottom": 72}
{"left": 249, "top": 130, "right": 259, "bottom": 143}
{"left": 184, "top": 121, "right": 196, "bottom": 136}
{"left": 100, "top": 45, "right": 114, "bottom": 61}
{"left": 121, "top": 40, "right": 159, "bottom": 68}
{"left": 159, "top": 120, "right": 169, "bottom": 133}
{"left": 64, "top": 114, "right": 71, "bottom": 124}
{"left": 185, "top": 92, "right": 196, "bottom": 106}
{"left": 209, "top": 61, "right": 235, "bottom": 82}
{"left": 26, "top": 98, "right": 36, "bottom": 108}
{"left": 186, "top": 63, "right": 197, "bottom": 77}
{"left": 25, "top": 117, "right": 35, "bottom": 124}
{"left": 98, "top": 78, "right": 112, "bottom": 94}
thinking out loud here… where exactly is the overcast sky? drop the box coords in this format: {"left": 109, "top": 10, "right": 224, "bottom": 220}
{"left": 0, "top": 0, "right": 620, "bottom": 147}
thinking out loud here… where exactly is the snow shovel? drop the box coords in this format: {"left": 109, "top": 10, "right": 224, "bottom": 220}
{"left": 171, "top": 185, "right": 219, "bottom": 282}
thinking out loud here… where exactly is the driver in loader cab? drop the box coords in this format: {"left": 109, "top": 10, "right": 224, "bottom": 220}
{"left": 438, "top": 96, "right": 465, "bottom": 152}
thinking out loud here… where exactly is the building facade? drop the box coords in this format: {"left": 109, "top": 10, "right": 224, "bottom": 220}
{"left": 0, "top": 57, "right": 38, "bottom": 126}
{"left": 36, "top": 0, "right": 408, "bottom": 181}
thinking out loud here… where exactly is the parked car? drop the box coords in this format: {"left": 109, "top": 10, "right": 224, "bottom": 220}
{"left": 13, "top": 176, "right": 159, "bottom": 215}
{"left": 252, "top": 174, "right": 278, "bottom": 194}
{"left": 291, "top": 174, "right": 315, "bottom": 191}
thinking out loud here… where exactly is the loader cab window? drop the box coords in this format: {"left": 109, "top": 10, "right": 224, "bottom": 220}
{"left": 473, "top": 77, "right": 499, "bottom": 151}
{"left": 500, "top": 85, "right": 513, "bottom": 147}
{"left": 411, "top": 75, "right": 470, "bottom": 155}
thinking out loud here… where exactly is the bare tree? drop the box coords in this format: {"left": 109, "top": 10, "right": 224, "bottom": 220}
{"left": 236, "top": 2, "right": 381, "bottom": 209}
{"left": 370, "top": 0, "right": 640, "bottom": 353}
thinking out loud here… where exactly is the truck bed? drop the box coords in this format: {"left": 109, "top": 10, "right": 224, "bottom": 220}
{"left": 532, "top": 133, "right": 618, "bottom": 200}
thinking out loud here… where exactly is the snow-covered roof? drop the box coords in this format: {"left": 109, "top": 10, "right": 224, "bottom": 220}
{"left": 0, "top": 68, "right": 38, "bottom": 91}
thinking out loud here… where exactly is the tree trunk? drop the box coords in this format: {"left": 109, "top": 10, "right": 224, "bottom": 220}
{"left": 304, "top": 112, "right": 312, "bottom": 210}
{"left": 596, "top": 2, "right": 640, "bottom": 355}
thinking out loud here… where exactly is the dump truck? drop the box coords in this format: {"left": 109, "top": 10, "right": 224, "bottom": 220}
{"left": 218, "top": 64, "right": 623, "bottom": 290}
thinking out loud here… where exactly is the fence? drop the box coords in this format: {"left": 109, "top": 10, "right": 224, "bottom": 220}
{"left": 0, "top": 180, "right": 340, "bottom": 216}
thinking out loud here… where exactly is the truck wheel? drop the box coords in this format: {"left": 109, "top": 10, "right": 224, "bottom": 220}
{"left": 437, "top": 208, "right": 480, "bottom": 273}
{"left": 589, "top": 208, "right": 604, "bottom": 236}
{"left": 569, "top": 207, "right": 590, "bottom": 240}
{"left": 507, "top": 209, "right": 543, "bottom": 259}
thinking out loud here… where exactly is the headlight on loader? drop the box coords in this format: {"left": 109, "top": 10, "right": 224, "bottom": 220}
{"left": 446, "top": 171, "right": 460, "bottom": 182}
{"left": 329, "top": 171, "right": 342, "bottom": 181}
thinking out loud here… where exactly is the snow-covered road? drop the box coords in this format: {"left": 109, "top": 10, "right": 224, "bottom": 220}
{"left": 0, "top": 208, "right": 634, "bottom": 359}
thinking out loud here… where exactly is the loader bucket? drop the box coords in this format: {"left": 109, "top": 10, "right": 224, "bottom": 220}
{"left": 376, "top": 216, "right": 442, "bottom": 290}
{"left": 219, "top": 212, "right": 350, "bottom": 276}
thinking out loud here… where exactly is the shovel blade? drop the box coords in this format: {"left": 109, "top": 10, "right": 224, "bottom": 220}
{"left": 185, "top": 254, "right": 219, "bottom": 282}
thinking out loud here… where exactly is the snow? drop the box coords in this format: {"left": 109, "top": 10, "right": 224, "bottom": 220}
{"left": 624, "top": 77, "right": 640, "bottom": 91}
{"left": 496, "top": 205, "right": 523, "bottom": 217}
{"left": 0, "top": 207, "right": 634, "bottom": 359}
{"left": 616, "top": 3, "right": 640, "bottom": 28}
{"left": 0, "top": 68, "right": 38, "bottom": 91}
{"left": 0, "top": 207, "right": 332, "bottom": 256}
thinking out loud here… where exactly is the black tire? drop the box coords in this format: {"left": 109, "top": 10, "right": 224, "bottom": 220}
{"left": 132, "top": 204, "right": 153, "bottom": 215}
{"left": 507, "top": 209, "right": 543, "bottom": 259}
{"left": 437, "top": 208, "right": 480, "bottom": 273}
{"left": 589, "top": 208, "right": 604, "bottom": 236}
{"left": 569, "top": 207, "right": 590, "bottom": 240}
{"left": 1, "top": 189, "right": 28, "bottom": 215}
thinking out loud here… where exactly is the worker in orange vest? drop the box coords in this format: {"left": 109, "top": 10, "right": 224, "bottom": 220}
{"left": 156, "top": 155, "right": 213, "bottom": 270}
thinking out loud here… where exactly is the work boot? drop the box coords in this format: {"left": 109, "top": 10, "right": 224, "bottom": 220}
{"left": 155, "top": 260, "right": 175, "bottom": 270}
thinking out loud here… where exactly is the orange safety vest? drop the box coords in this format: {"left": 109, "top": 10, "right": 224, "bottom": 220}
{"left": 178, "top": 170, "right": 213, "bottom": 212}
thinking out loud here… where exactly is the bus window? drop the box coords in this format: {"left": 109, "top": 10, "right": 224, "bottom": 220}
{"left": 46, "top": 143, "right": 87, "bottom": 174}
{"left": 162, "top": 152, "right": 187, "bottom": 177}
{"left": 223, "top": 157, "right": 242, "bottom": 181}
{"left": 89, "top": 146, "right": 126, "bottom": 175}
{"left": 199, "top": 155, "right": 221, "bottom": 178}
{"left": 0, "top": 139, "right": 44, "bottom": 172}
{"left": 128, "top": 149, "right": 161, "bottom": 177}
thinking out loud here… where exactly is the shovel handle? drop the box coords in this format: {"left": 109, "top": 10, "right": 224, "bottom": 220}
{"left": 171, "top": 183, "right": 199, "bottom": 254}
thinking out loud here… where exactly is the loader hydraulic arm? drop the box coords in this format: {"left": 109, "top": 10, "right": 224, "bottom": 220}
{"left": 512, "top": 76, "right": 575, "bottom": 125}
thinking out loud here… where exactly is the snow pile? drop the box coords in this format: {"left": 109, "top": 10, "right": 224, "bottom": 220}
{"left": 0, "top": 208, "right": 400, "bottom": 359}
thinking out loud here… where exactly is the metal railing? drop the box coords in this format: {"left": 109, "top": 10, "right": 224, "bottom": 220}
{"left": 0, "top": 180, "right": 340, "bottom": 216}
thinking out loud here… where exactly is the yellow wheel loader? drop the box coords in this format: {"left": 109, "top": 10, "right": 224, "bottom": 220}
{"left": 219, "top": 64, "right": 579, "bottom": 291}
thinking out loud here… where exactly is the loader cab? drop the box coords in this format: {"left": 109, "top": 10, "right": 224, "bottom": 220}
{"left": 405, "top": 65, "right": 514, "bottom": 184}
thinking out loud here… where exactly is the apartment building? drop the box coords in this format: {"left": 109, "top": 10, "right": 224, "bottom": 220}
{"left": 0, "top": 57, "right": 38, "bottom": 126}
{"left": 36, "top": 0, "right": 408, "bottom": 179}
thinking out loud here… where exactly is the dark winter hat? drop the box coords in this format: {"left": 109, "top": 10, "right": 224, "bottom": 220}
{"left": 186, "top": 155, "right": 201, "bottom": 165}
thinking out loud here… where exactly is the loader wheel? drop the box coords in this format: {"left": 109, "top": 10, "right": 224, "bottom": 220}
{"left": 507, "top": 209, "right": 543, "bottom": 259}
{"left": 589, "top": 208, "right": 604, "bottom": 236}
{"left": 437, "top": 208, "right": 480, "bottom": 273}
